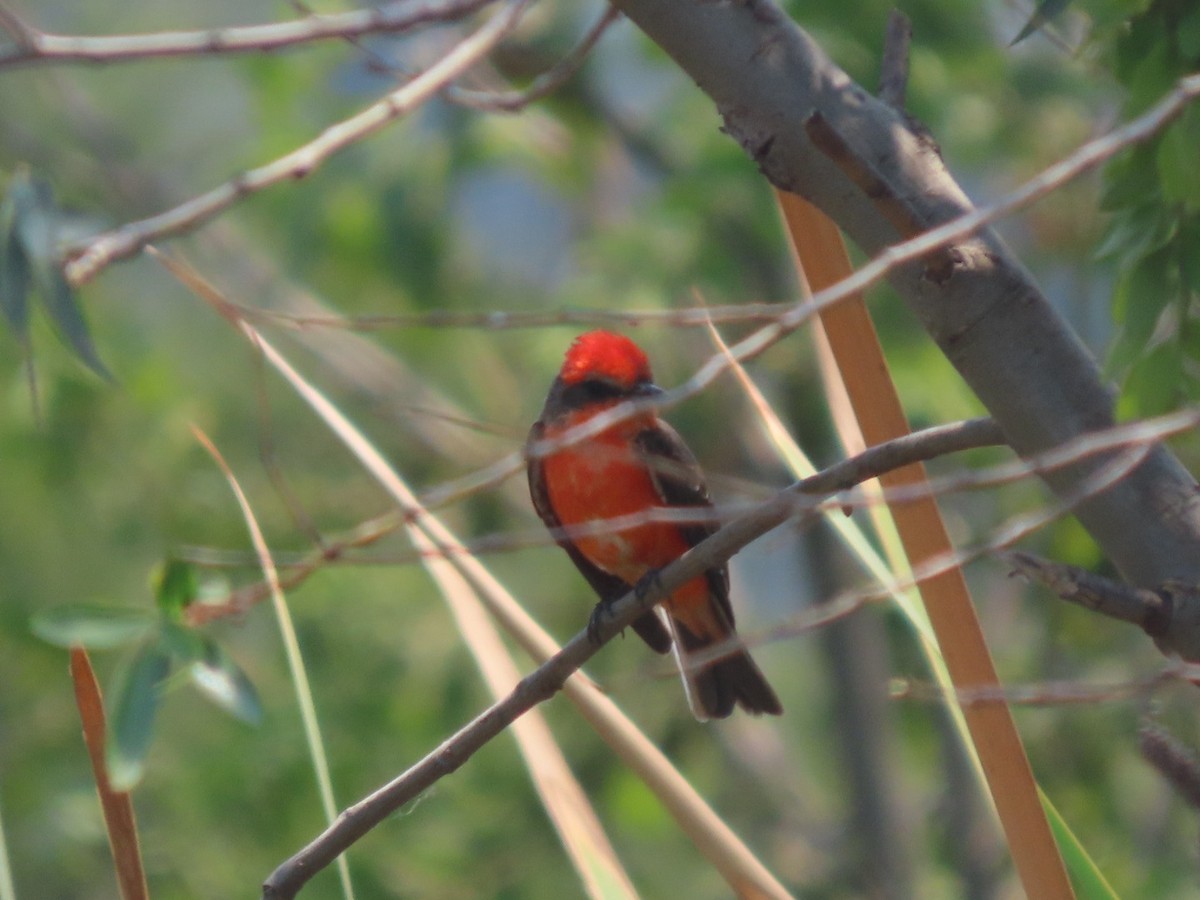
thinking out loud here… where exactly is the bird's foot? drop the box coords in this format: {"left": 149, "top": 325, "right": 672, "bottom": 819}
{"left": 586, "top": 600, "right": 615, "bottom": 646}
{"left": 633, "top": 568, "right": 667, "bottom": 607}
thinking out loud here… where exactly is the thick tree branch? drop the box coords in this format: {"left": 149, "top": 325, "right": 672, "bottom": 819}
{"left": 260, "top": 415, "right": 1002, "bottom": 898}
{"left": 609, "top": 0, "right": 1200, "bottom": 657}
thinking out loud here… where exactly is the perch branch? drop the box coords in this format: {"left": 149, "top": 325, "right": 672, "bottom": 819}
{"left": 260, "top": 415, "right": 1004, "bottom": 898}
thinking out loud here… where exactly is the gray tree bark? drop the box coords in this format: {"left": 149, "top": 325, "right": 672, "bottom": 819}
{"left": 611, "top": 0, "right": 1200, "bottom": 657}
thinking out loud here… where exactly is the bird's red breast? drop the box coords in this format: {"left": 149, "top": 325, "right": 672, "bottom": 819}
{"left": 539, "top": 404, "right": 725, "bottom": 641}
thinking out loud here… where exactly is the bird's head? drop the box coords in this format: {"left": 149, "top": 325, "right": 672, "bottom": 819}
{"left": 541, "top": 331, "right": 663, "bottom": 420}
{"left": 561, "top": 330, "right": 656, "bottom": 392}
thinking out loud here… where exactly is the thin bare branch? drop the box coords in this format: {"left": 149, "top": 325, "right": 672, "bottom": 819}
{"left": 1006, "top": 551, "right": 1171, "bottom": 634}
{"left": 0, "top": 0, "right": 493, "bottom": 69}
{"left": 235, "top": 299, "right": 796, "bottom": 331}
{"left": 745, "top": 443, "right": 1158, "bottom": 657}
{"left": 64, "top": 0, "right": 531, "bottom": 285}
{"left": 893, "top": 662, "right": 1195, "bottom": 709}
{"left": 0, "top": 0, "right": 36, "bottom": 49}
{"left": 184, "top": 409, "right": 1002, "bottom": 623}
{"left": 878, "top": 10, "right": 911, "bottom": 110}
{"left": 445, "top": 5, "right": 620, "bottom": 113}
{"left": 1141, "top": 723, "right": 1200, "bottom": 811}
{"left": 261, "top": 419, "right": 1160, "bottom": 897}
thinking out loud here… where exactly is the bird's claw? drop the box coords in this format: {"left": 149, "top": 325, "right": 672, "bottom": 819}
{"left": 586, "top": 601, "right": 613, "bottom": 645}
{"left": 633, "top": 568, "right": 666, "bottom": 607}
{"left": 587, "top": 569, "right": 665, "bottom": 646}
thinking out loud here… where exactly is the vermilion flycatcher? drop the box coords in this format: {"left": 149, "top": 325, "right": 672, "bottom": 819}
{"left": 527, "top": 330, "right": 782, "bottom": 719}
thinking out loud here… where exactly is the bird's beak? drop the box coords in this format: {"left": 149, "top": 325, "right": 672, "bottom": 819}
{"left": 632, "top": 382, "right": 665, "bottom": 399}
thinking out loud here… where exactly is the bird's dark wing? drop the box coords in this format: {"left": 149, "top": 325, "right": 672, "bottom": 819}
{"left": 633, "top": 423, "right": 734, "bottom": 624}
{"left": 527, "top": 420, "right": 672, "bottom": 654}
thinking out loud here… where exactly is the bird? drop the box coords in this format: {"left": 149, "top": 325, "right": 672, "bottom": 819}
{"left": 526, "top": 330, "right": 782, "bottom": 719}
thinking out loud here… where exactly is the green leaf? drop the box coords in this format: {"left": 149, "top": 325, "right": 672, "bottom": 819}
{"left": 153, "top": 559, "right": 199, "bottom": 619}
{"left": 1179, "top": 215, "right": 1200, "bottom": 295}
{"left": 106, "top": 640, "right": 172, "bottom": 791}
{"left": 1094, "top": 203, "right": 1178, "bottom": 268}
{"left": 31, "top": 605, "right": 155, "bottom": 650}
{"left": 1119, "top": 341, "right": 1185, "bottom": 419}
{"left": 13, "top": 185, "right": 111, "bottom": 380}
{"left": 1157, "top": 107, "right": 1200, "bottom": 209}
{"left": 1040, "top": 789, "right": 1120, "bottom": 900}
{"left": 1178, "top": 2, "right": 1200, "bottom": 61}
{"left": 191, "top": 637, "right": 262, "bottom": 724}
{"left": 1113, "top": 246, "right": 1175, "bottom": 357}
{"left": 1011, "top": 0, "right": 1073, "bottom": 45}
{"left": 0, "top": 175, "right": 32, "bottom": 339}
{"left": 1100, "top": 145, "right": 1159, "bottom": 212}
{"left": 1124, "top": 38, "right": 1174, "bottom": 115}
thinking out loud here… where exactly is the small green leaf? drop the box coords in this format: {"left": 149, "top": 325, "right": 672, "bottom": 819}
{"left": 1094, "top": 203, "right": 1178, "bottom": 268}
{"left": 0, "top": 182, "right": 31, "bottom": 338}
{"left": 1100, "top": 145, "right": 1159, "bottom": 211}
{"left": 1119, "top": 341, "right": 1186, "bottom": 419}
{"left": 154, "top": 559, "right": 199, "bottom": 619}
{"left": 1011, "top": 0, "right": 1073, "bottom": 45}
{"left": 14, "top": 185, "right": 111, "bottom": 380}
{"left": 31, "top": 605, "right": 155, "bottom": 649}
{"left": 1157, "top": 108, "right": 1200, "bottom": 209}
{"left": 191, "top": 637, "right": 262, "bottom": 724}
{"left": 1178, "top": 2, "right": 1200, "bottom": 60}
{"left": 1179, "top": 216, "right": 1200, "bottom": 295}
{"left": 106, "top": 640, "right": 172, "bottom": 791}
{"left": 1114, "top": 246, "right": 1175, "bottom": 357}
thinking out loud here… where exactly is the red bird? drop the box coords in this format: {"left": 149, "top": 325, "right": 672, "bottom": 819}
{"left": 527, "top": 331, "right": 782, "bottom": 719}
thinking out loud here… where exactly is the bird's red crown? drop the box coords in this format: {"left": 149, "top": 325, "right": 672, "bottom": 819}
{"left": 559, "top": 331, "right": 653, "bottom": 388}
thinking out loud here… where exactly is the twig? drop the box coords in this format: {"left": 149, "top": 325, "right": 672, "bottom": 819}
{"left": 893, "top": 664, "right": 1188, "bottom": 709}
{"left": 878, "top": 9, "right": 911, "bottom": 110}
{"left": 0, "top": 0, "right": 494, "bottom": 69}
{"left": 286, "top": 0, "right": 617, "bottom": 115}
{"left": 183, "top": 404, "right": 1200, "bottom": 618}
{"left": 1140, "top": 723, "right": 1200, "bottom": 810}
{"left": 0, "top": 0, "right": 36, "bottom": 49}
{"left": 445, "top": 5, "right": 620, "bottom": 113}
{"left": 63, "top": 0, "right": 531, "bottom": 285}
{"left": 61, "top": 28, "right": 1198, "bottom": 295}
{"left": 1006, "top": 551, "right": 1172, "bottom": 635}
{"left": 188, "top": 415, "right": 1003, "bottom": 624}
{"left": 234, "top": 299, "right": 797, "bottom": 331}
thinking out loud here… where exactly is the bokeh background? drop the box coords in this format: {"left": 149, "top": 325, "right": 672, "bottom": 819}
{"left": 2, "top": 0, "right": 1199, "bottom": 896}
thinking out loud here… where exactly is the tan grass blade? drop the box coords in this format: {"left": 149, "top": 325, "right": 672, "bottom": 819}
{"left": 156, "top": 248, "right": 793, "bottom": 898}
{"left": 774, "top": 190, "right": 1072, "bottom": 898}
{"left": 190, "top": 425, "right": 356, "bottom": 900}
{"left": 405, "top": 512, "right": 639, "bottom": 899}
{"left": 70, "top": 647, "right": 149, "bottom": 900}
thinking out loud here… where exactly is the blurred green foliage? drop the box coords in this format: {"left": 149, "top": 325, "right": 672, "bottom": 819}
{"left": 1, "top": 0, "right": 1198, "bottom": 897}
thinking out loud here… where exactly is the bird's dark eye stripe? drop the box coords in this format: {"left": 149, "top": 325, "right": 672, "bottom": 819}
{"left": 560, "top": 378, "right": 627, "bottom": 408}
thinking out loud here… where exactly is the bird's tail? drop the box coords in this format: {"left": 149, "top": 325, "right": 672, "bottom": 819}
{"left": 659, "top": 611, "right": 783, "bottom": 720}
